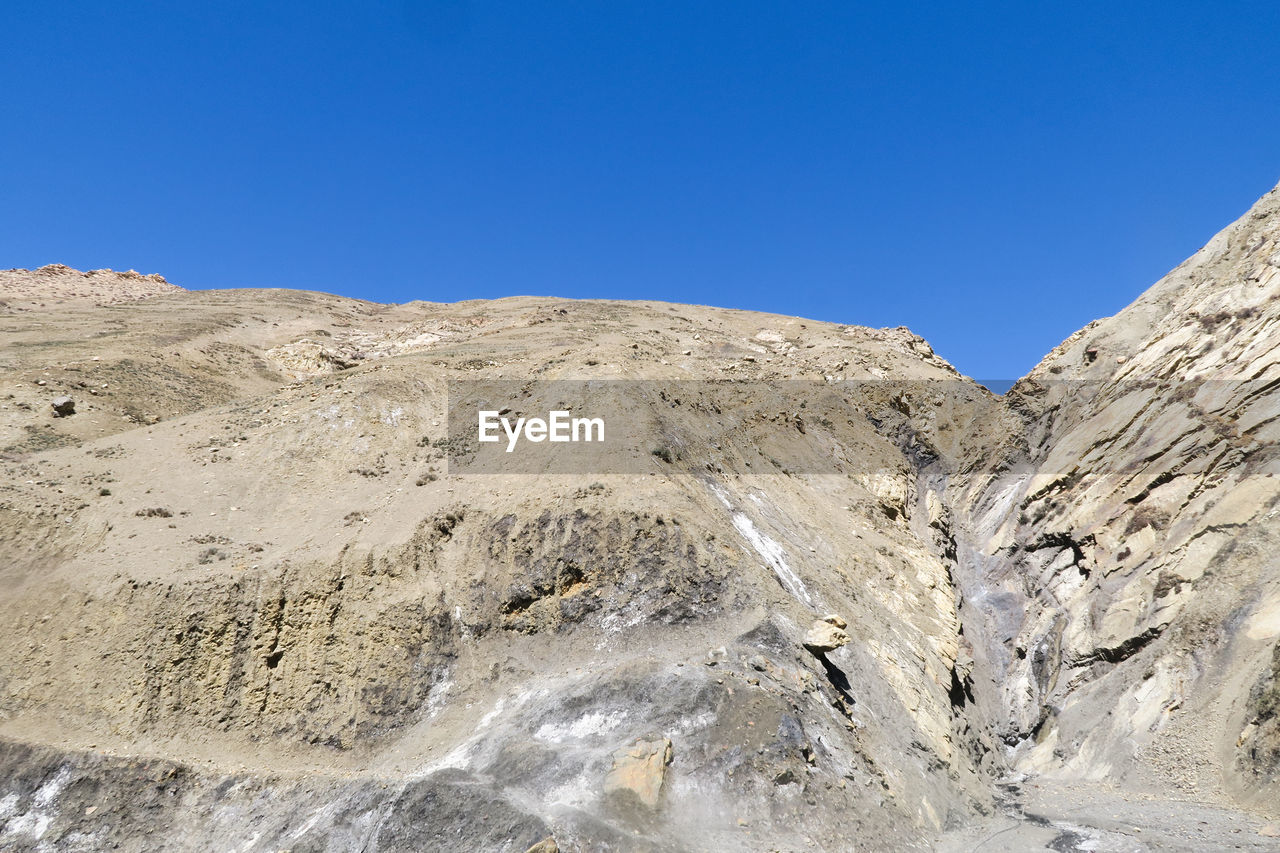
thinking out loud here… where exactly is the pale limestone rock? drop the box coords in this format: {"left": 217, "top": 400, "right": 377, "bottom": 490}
{"left": 604, "top": 737, "right": 673, "bottom": 808}
{"left": 524, "top": 838, "right": 559, "bottom": 853}
{"left": 803, "top": 619, "right": 849, "bottom": 654}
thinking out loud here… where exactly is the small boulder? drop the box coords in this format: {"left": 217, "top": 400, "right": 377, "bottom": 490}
{"left": 524, "top": 838, "right": 559, "bottom": 853}
{"left": 604, "top": 737, "right": 673, "bottom": 809}
{"left": 803, "top": 618, "right": 849, "bottom": 655}
{"left": 50, "top": 396, "right": 75, "bottom": 417}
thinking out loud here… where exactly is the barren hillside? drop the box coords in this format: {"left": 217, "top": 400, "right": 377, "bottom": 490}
{"left": 1, "top": 185, "right": 1279, "bottom": 852}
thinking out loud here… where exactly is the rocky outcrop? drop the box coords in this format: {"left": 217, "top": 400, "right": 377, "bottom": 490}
{"left": 948, "top": 181, "right": 1280, "bottom": 809}
{"left": 1240, "top": 640, "right": 1280, "bottom": 778}
{"left": 0, "top": 265, "right": 181, "bottom": 308}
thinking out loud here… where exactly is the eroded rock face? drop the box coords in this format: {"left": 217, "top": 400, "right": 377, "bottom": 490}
{"left": 2, "top": 182, "right": 1280, "bottom": 850}
{"left": 1240, "top": 641, "right": 1280, "bottom": 778}
{"left": 948, "top": 181, "right": 1280, "bottom": 804}
{"left": 0, "top": 286, "right": 987, "bottom": 850}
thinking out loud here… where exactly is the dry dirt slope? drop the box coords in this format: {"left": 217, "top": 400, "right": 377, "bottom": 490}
{"left": 1, "top": 183, "right": 1279, "bottom": 852}
{"left": 0, "top": 276, "right": 997, "bottom": 851}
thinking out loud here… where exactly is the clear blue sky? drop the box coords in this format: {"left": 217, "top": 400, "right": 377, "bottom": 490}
{"left": 3, "top": 2, "right": 1277, "bottom": 379}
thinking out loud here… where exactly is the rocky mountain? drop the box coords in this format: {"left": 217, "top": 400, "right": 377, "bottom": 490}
{"left": 0, "top": 182, "right": 1278, "bottom": 851}
{"left": 941, "top": 180, "right": 1280, "bottom": 847}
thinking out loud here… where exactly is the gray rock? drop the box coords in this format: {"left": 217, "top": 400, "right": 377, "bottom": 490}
{"left": 50, "top": 395, "right": 75, "bottom": 416}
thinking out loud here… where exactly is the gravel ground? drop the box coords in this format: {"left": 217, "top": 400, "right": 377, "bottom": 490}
{"left": 937, "top": 778, "right": 1280, "bottom": 852}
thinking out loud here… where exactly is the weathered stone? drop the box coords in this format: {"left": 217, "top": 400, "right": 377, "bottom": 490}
{"left": 603, "top": 737, "right": 672, "bottom": 809}
{"left": 51, "top": 395, "right": 75, "bottom": 416}
{"left": 803, "top": 619, "right": 849, "bottom": 654}
{"left": 524, "top": 838, "right": 559, "bottom": 853}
